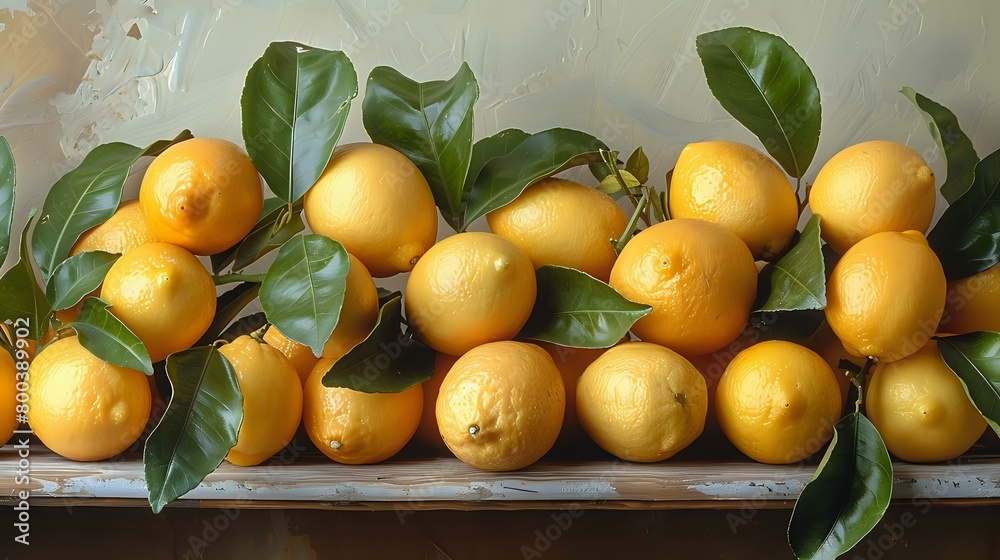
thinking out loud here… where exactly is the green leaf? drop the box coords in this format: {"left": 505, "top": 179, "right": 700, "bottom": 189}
{"left": 519, "top": 265, "right": 651, "bottom": 348}
{"left": 0, "top": 137, "right": 16, "bottom": 267}
{"left": 788, "top": 413, "right": 892, "bottom": 559}
{"left": 462, "top": 128, "right": 608, "bottom": 229}
{"left": 625, "top": 146, "right": 650, "bottom": 184}
{"left": 195, "top": 282, "right": 262, "bottom": 347}
{"left": 750, "top": 309, "right": 825, "bottom": 343}
{"left": 242, "top": 42, "right": 358, "bottom": 203}
{"left": 144, "top": 346, "right": 242, "bottom": 513}
{"left": 756, "top": 215, "right": 826, "bottom": 312}
{"left": 0, "top": 210, "right": 51, "bottom": 340}
{"left": 211, "top": 198, "right": 286, "bottom": 273}
{"left": 363, "top": 63, "right": 479, "bottom": 231}
{"left": 30, "top": 131, "right": 192, "bottom": 283}
{"left": 927, "top": 148, "right": 1000, "bottom": 281}
{"left": 937, "top": 332, "right": 1000, "bottom": 436}
{"left": 71, "top": 298, "right": 152, "bottom": 375}
{"left": 696, "top": 27, "right": 821, "bottom": 178}
{"left": 648, "top": 186, "right": 667, "bottom": 223}
{"left": 464, "top": 129, "right": 531, "bottom": 196}
{"left": 45, "top": 251, "right": 119, "bottom": 311}
{"left": 322, "top": 293, "right": 434, "bottom": 393}
{"left": 259, "top": 234, "right": 350, "bottom": 357}
{"left": 901, "top": 87, "right": 978, "bottom": 204}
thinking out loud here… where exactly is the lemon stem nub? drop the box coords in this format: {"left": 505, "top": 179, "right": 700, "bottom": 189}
{"left": 468, "top": 425, "right": 480, "bottom": 436}
{"left": 329, "top": 440, "right": 341, "bottom": 450}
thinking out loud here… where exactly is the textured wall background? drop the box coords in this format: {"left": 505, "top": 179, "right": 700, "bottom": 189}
{"left": 0, "top": 0, "right": 997, "bottom": 268}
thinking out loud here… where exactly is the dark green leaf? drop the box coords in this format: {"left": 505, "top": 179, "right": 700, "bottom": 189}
{"left": 625, "top": 147, "right": 649, "bottom": 184}
{"left": 211, "top": 198, "right": 287, "bottom": 273}
{"left": 231, "top": 208, "right": 304, "bottom": 272}
{"left": 0, "top": 210, "right": 51, "bottom": 340}
{"left": 259, "top": 234, "right": 349, "bottom": 356}
{"left": 72, "top": 298, "right": 152, "bottom": 375}
{"left": 0, "top": 137, "right": 16, "bottom": 267}
{"left": 697, "top": 27, "right": 821, "bottom": 178}
{"left": 647, "top": 185, "right": 667, "bottom": 223}
{"left": 464, "top": 129, "right": 531, "bottom": 197}
{"left": 30, "top": 131, "right": 192, "bottom": 282}
{"left": 750, "top": 309, "right": 825, "bottom": 343}
{"left": 927, "top": 148, "right": 1000, "bottom": 281}
{"left": 901, "top": 87, "right": 978, "bottom": 204}
{"left": 45, "top": 251, "right": 119, "bottom": 311}
{"left": 788, "top": 413, "right": 892, "bottom": 559}
{"left": 462, "top": 128, "right": 608, "bottom": 229}
{"left": 363, "top": 63, "right": 479, "bottom": 230}
{"left": 195, "top": 282, "right": 262, "bottom": 347}
{"left": 144, "top": 346, "right": 242, "bottom": 513}
{"left": 323, "top": 293, "right": 434, "bottom": 393}
{"left": 519, "top": 265, "right": 651, "bottom": 348}
{"left": 937, "top": 332, "right": 1000, "bottom": 436}
{"left": 377, "top": 287, "right": 398, "bottom": 308}
{"left": 242, "top": 42, "right": 358, "bottom": 203}
{"left": 756, "top": 215, "right": 826, "bottom": 312}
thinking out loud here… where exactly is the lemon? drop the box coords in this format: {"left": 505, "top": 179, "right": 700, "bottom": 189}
{"left": 940, "top": 264, "right": 1000, "bottom": 334}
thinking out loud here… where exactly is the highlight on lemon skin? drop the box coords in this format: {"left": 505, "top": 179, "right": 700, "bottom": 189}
{"left": 668, "top": 140, "right": 799, "bottom": 260}
{"left": 139, "top": 137, "right": 264, "bottom": 256}
{"left": 303, "top": 142, "right": 438, "bottom": 278}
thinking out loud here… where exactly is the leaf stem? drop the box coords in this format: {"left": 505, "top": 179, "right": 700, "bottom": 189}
{"left": 213, "top": 273, "right": 266, "bottom": 286}
{"left": 614, "top": 189, "right": 651, "bottom": 254}
{"left": 851, "top": 356, "right": 877, "bottom": 413}
{"left": 250, "top": 322, "right": 270, "bottom": 343}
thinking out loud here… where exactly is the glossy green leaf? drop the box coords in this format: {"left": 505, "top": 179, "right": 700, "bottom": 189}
{"left": 697, "top": 27, "right": 821, "bottom": 178}
{"left": 242, "top": 42, "right": 358, "bottom": 203}
{"left": 625, "top": 146, "right": 650, "bottom": 185}
{"left": 750, "top": 309, "right": 825, "bottom": 343}
{"left": 519, "top": 265, "right": 651, "bottom": 348}
{"left": 72, "top": 298, "right": 152, "bottom": 375}
{"left": 233, "top": 213, "right": 303, "bottom": 272}
{"left": 937, "top": 332, "right": 1000, "bottom": 436}
{"left": 901, "top": 87, "right": 978, "bottom": 204}
{"left": 144, "top": 346, "right": 242, "bottom": 513}
{"left": 363, "top": 63, "right": 479, "bottom": 231}
{"left": 195, "top": 282, "right": 262, "bottom": 347}
{"left": 462, "top": 129, "right": 608, "bottom": 229}
{"left": 212, "top": 198, "right": 286, "bottom": 273}
{"left": 0, "top": 137, "right": 16, "bottom": 267}
{"left": 259, "top": 234, "right": 349, "bottom": 356}
{"left": 322, "top": 293, "right": 434, "bottom": 393}
{"left": 464, "top": 129, "right": 532, "bottom": 196}
{"left": 788, "top": 412, "right": 892, "bottom": 559}
{"left": 927, "top": 148, "right": 1000, "bottom": 281}
{"left": 30, "top": 131, "right": 192, "bottom": 283}
{"left": 0, "top": 210, "right": 51, "bottom": 340}
{"left": 45, "top": 251, "right": 119, "bottom": 311}
{"left": 756, "top": 215, "right": 826, "bottom": 312}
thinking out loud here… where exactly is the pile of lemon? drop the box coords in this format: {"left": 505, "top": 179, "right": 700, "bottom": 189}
{"left": 4, "top": 134, "right": 992, "bottom": 471}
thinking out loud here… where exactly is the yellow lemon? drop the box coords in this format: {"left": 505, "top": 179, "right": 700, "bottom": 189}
{"left": 609, "top": 218, "right": 757, "bottom": 356}
{"left": 808, "top": 140, "right": 935, "bottom": 255}
{"left": 405, "top": 232, "right": 536, "bottom": 356}
{"left": 826, "top": 230, "right": 946, "bottom": 362}
{"left": 940, "top": 264, "right": 1000, "bottom": 334}
{"left": 486, "top": 177, "right": 628, "bottom": 281}
{"left": 303, "top": 143, "right": 438, "bottom": 277}
{"left": 0, "top": 350, "right": 18, "bottom": 447}
{"left": 576, "top": 342, "right": 707, "bottom": 462}
{"left": 669, "top": 141, "right": 798, "bottom": 260}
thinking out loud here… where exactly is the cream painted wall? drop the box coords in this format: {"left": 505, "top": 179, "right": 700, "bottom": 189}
{"left": 0, "top": 0, "right": 996, "bottom": 279}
